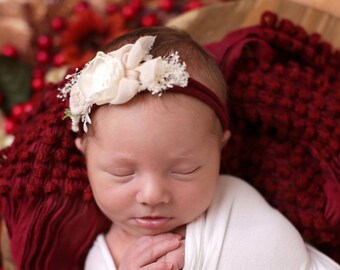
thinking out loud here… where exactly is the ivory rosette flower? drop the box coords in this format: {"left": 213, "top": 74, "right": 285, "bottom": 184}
{"left": 69, "top": 52, "right": 125, "bottom": 116}
{"left": 58, "top": 35, "right": 189, "bottom": 132}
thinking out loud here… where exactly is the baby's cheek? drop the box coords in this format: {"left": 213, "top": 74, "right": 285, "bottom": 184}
{"left": 89, "top": 185, "right": 116, "bottom": 213}
{"left": 181, "top": 186, "right": 215, "bottom": 221}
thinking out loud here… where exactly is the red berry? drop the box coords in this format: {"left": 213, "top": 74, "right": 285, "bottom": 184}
{"left": 23, "top": 102, "right": 33, "bottom": 114}
{"left": 31, "top": 77, "right": 45, "bottom": 92}
{"left": 122, "top": 5, "right": 137, "bottom": 20}
{"left": 74, "top": 1, "right": 90, "bottom": 13}
{"left": 11, "top": 104, "right": 24, "bottom": 119}
{"left": 4, "top": 117, "right": 16, "bottom": 134}
{"left": 159, "top": 0, "right": 174, "bottom": 12}
{"left": 141, "top": 13, "right": 159, "bottom": 27}
{"left": 36, "top": 50, "right": 50, "bottom": 65}
{"left": 2, "top": 44, "right": 18, "bottom": 58}
{"left": 106, "top": 3, "right": 119, "bottom": 14}
{"left": 37, "top": 35, "right": 52, "bottom": 50}
{"left": 50, "top": 17, "right": 65, "bottom": 32}
{"left": 53, "top": 53, "right": 65, "bottom": 67}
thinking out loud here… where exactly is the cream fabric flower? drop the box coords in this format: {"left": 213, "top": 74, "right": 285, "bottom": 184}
{"left": 77, "top": 53, "right": 125, "bottom": 106}
{"left": 59, "top": 35, "right": 189, "bottom": 132}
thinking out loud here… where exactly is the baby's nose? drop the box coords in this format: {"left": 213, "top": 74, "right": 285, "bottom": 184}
{"left": 136, "top": 176, "right": 170, "bottom": 206}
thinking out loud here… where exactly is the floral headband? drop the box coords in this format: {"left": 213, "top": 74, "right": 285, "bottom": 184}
{"left": 58, "top": 35, "right": 228, "bottom": 132}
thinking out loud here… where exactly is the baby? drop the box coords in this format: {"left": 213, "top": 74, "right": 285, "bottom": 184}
{"left": 59, "top": 27, "right": 340, "bottom": 269}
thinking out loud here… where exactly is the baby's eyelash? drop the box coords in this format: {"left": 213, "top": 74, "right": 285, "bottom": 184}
{"left": 172, "top": 166, "right": 200, "bottom": 175}
{"left": 112, "top": 172, "right": 134, "bottom": 177}
{"left": 106, "top": 169, "right": 135, "bottom": 178}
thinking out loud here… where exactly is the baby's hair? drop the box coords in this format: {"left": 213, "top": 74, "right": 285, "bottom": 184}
{"left": 102, "top": 26, "right": 227, "bottom": 102}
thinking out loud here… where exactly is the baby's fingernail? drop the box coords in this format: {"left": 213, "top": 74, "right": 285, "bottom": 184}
{"left": 169, "top": 237, "right": 180, "bottom": 245}
{"left": 173, "top": 234, "right": 181, "bottom": 240}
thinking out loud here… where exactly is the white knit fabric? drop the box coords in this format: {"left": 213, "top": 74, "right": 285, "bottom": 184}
{"left": 85, "top": 175, "right": 340, "bottom": 270}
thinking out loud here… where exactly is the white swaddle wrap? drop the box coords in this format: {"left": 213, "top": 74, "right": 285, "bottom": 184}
{"left": 183, "top": 175, "right": 340, "bottom": 270}
{"left": 184, "top": 176, "right": 232, "bottom": 270}
{"left": 85, "top": 175, "right": 340, "bottom": 270}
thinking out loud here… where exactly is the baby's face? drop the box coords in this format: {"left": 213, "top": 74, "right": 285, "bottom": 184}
{"left": 78, "top": 94, "right": 228, "bottom": 239}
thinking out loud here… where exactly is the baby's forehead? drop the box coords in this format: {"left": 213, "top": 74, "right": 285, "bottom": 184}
{"left": 88, "top": 92, "right": 217, "bottom": 135}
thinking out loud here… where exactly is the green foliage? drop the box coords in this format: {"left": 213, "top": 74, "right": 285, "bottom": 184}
{"left": 63, "top": 108, "right": 72, "bottom": 120}
{"left": 0, "top": 56, "right": 31, "bottom": 114}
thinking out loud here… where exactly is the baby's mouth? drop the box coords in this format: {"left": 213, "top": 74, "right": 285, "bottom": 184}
{"left": 134, "top": 216, "right": 172, "bottom": 229}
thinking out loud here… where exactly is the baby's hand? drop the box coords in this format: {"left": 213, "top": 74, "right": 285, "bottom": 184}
{"left": 157, "top": 239, "right": 185, "bottom": 270}
{"left": 118, "top": 233, "right": 184, "bottom": 270}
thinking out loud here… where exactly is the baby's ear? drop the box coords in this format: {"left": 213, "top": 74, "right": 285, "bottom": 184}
{"left": 220, "top": 130, "right": 231, "bottom": 149}
{"left": 75, "top": 137, "right": 86, "bottom": 154}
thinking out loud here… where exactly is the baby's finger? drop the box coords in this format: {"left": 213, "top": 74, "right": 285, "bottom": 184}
{"left": 132, "top": 233, "right": 181, "bottom": 253}
{"left": 141, "top": 262, "right": 173, "bottom": 270}
{"left": 119, "top": 234, "right": 181, "bottom": 269}
{"left": 134, "top": 234, "right": 181, "bottom": 265}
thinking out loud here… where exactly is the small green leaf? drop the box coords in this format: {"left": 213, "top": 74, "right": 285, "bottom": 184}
{"left": 63, "top": 109, "right": 72, "bottom": 120}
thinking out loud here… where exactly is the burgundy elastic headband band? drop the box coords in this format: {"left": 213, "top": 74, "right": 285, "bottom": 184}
{"left": 171, "top": 78, "right": 229, "bottom": 131}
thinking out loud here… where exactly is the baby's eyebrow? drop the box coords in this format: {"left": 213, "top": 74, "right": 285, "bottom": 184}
{"left": 102, "top": 151, "right": 135, "bottom": 162}
{"left": 167, "top": 152, "right": 200, "bottom": 163}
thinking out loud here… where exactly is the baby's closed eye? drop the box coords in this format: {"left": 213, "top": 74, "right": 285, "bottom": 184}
{"left": 106, "top": 168, "right": 135, "bottom": 180}
{"left": 171, "top": 166, "right": 200, "bottom": 175}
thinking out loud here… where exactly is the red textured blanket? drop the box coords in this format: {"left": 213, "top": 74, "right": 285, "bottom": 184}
{"left": 205, "top": 11, "right": 340, "bottom": 262}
